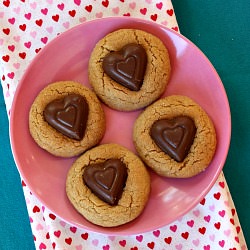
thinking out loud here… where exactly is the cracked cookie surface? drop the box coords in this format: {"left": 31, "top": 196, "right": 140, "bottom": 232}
{"left": 29, "top": 81, "right": 105, "bottom": 157}
{"left": 133, "top": 95, "right": 217, "bottom": 178}
{"left": 88, "top": 29, "right": 171, "bottom": 111}
{"left": 66, "top": 143, "right": 151, "bottom": 227}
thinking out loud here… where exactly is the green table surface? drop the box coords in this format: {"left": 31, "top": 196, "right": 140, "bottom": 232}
{"left": 0, "top": 1, "right": 249, "bottom": 249}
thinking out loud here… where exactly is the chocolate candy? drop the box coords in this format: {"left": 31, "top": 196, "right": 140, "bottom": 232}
{"left": 150, "top": 116, "right": 196, "bottom": 162}
{"left": 102, "top": 43, "right": 147, "bottom": 91}
{"left": 44, "top": 94, "right": 89, "bottom": 140}
{"left": 83, "top": 159, "right": 128, "bottom": 206}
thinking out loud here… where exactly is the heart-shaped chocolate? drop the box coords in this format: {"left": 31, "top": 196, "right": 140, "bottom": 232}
{"left": 150, "top": 116, "right": 196, "bottom": 162}
{"left": 83, "top": 159, "right": 128, "bottom": 205}
{"left": 102, "top": 43, "right": 147, "bottom": 91}
{"left": 44, "top": 94, "right": 89, "bottom": 140}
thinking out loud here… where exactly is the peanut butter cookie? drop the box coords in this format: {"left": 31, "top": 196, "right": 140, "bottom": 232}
{"left": 88, "top": 29, "right": 171, "bottom": 111}
{"left": 133, "top": 95, "right": 217, "bottom": 178}
{"left": 29, "top": 81, "right": 105, "bottom": 157}
{"left": 66, "top": 143, "right": 150, "bottom": 227}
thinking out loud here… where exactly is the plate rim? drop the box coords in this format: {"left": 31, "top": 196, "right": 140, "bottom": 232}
{"left": 9, "top": 16, "right": 231, "bottom": 235}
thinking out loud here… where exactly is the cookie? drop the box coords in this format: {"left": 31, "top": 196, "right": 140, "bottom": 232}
{"left": 88, "top": 29, "right": 171, "bottom": 111}
{"left": 29, "top": 81, "right": 105, "bottom": 157}
{"left": 66, "top": 143, "right": 151, "bottom": 227}
{"left": 133, "top": 95, "right": 217, "bottom": 178}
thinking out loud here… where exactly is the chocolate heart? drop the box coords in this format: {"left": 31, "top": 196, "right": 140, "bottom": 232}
{"left": 150, "top": 116, "right": 196, "bottom": 162}
{"left": 102, "top": 43, "right": 147, "bottom": 91}
{"left": 44, "top": 94, "right": 89, "bottom": 140}
{"left": 83, "top": 159, "right": 128, "bottom": 205}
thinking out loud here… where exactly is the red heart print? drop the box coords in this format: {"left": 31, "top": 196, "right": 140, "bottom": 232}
{"left": 35, "top": 48, "right": 41, "bottom": 53}
{"left": 187, "top": 220, "right": 194, "bottom": 227}
{"left": 119, "top": 240, "right": 126, "bottom": 247}
{"left": 147, "top": 242, "right": 155, "bottom": 249}
{"left": 3, "top": 28, "right": 10, "bottom": 35}
{"left": 81, "top": 233, "right": 88, "bottom": 240}
{"left": 74, "top": 0, "right": 81, "bottom": 6}
{"left": 8, "top": 17, "right": 15, "bottom": 24}
{"left": 198, "top": 227, "right": 206, "bottom": 234}
{"left": 219, "top": 240, "right": 225, "bottom": 247}
{"left": 164, "top": 237, "right": 172, "bottom": 244}
{"left": 102, "top": 245, "right": 110, "bottom": 250}
{"left": 204, "top": 215, "right": 211, "bottom": 222}
{"left": 181, "top": 232, "right": 189, "bottom": 240}
{"left": 2, "top": 55, "right": 10, "bottom": 62}
{"left": 150, "top": 14, "right": 157, "bottom": 21}
{"left": 219, "top": 181, "right": 225, "bottom": 188}
{"left": 156, "top": 2, "right": 163, "bottom": 9}
{"left": 102, "top": 0, "right": 109, "bottom": 7}
{"left": 172, "top": 26, "right": 179, "bottom": 32}
{"left": 39, "top": 243, "right": 46, "bottom": 249}
{"left": 52, "top": 14, "right": 59, "bottom": 22}
{"left": 136, "top": 235, "right": 143, "bottom": 242}
{"left": 49, "top": 213, "right": 56, "bottom": 220}
{"left": 214, "top": 222, "right": 221, "bottom": 229}
{"left": 41, "top": 37, "right": 48, "bottom": 44}
{"left": 19, "top": 52, "right": 26, "bottom": 59}
{"left": 200, "top": 197, "right": 206, "bottom": 205}
{"left": 153, "top": 230, "right": 160, "bottom": 237}
{"left": 170, "top": 225, "right": 177, "bottom": 232}
{"left": 231, "top": 208, "right": 236, "bottom": 216}
{"left": 19, "top": 24, "right": 26, "bottom": 31}
{"left": 218, "top": 210, "right": 225, "bottom": 217}
{"left": 70, "top": 227, "right": 77, "bottom": 233}
{"left": 54, "top": 230, "right": 61, "bottom": 238}
{"left": 230, "top": 218, "right": 235, "bottom": 225}
{"left": 35, "top": 19, "right": 43, "bottom": 26}
{"left": 69, "top": 10, "right": 76, "bottom": 17}
{"left": 85, "top": 5, "right": 92, "bottom": 12}
{"left": 7, "top": 72, "right": 14, "bottom": 79}
{"left": 213, "top": 192, "right": 221, "bottom": 200}
{"left": 41, "top": 8, "right": 48, "bottom": 15}
{"left": 140, "top": 8, "right": 147, "bottom": 15}
{"left": 57, "top": 3, "right": 64, "bottom": 10}
{"left": 32, "top": 205, "right": 40, "bottom": 213}
{"left": 3, "top": 0, "right": 10, "bottom": 7}
{"left": 24, "top": 13, "right": 31, "bottom": 19}
{"left": 167, "top": 9, "right": 174, "bottom": 16}
{"left": 24, "top": 41, "right": 31, "bottom": 48}
{"left": 8, "top": 45, "right": 15, "bottom": 51}
{"left": 65, "top": 237, "right": 72, "bottom": 245}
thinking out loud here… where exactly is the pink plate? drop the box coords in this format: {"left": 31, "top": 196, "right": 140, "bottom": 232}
{"left": 10, "top": 17, "right": 231, "bottom": 235}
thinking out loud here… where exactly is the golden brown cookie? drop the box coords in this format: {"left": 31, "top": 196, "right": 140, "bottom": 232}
{"left": 133, "top": 95, "right": 217, "bottom": 178}
{"left": 66, "top": 143, "right": 151, "bottom": 227}
{"left": 88, "top": 29, "right": 171, "bottom": 111}
{"left": 29, "top": 81, "right": 105, "bottom": 157}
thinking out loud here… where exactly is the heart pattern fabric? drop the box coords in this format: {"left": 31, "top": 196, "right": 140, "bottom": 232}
{"left": 0, "top": 0, "right": 247, "bottom": 250}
